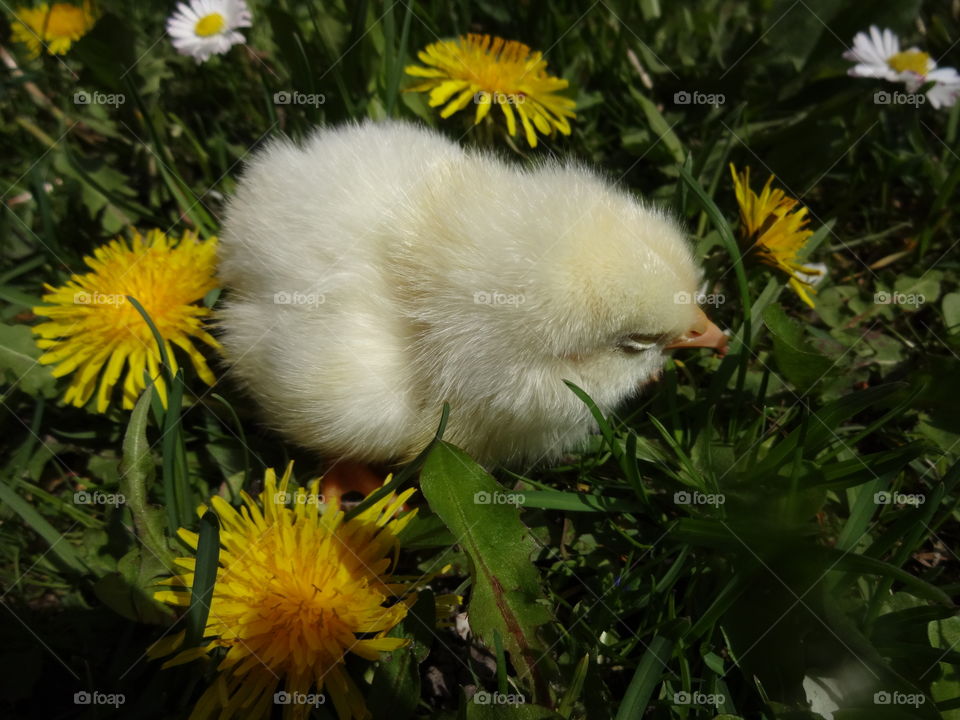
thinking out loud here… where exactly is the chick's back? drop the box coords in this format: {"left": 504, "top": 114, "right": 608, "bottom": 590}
{"left": 218, "top": 122, "right": 461, "bottom": 460}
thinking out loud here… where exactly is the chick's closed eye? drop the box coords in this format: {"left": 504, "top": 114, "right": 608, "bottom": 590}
{"left": 217, "top": 120, "right": 724, "bottom": 468}
{"left": 618, "top": 333, "right": 671, "bottom": 353}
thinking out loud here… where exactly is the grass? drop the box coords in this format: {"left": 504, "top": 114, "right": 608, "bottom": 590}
{"left": 2, "top": 0, "right": 960, "bottom": 718}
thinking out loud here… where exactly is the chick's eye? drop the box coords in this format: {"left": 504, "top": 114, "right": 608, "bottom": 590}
{"left": 618, "top": 333, "right": 667, "bottom": 354}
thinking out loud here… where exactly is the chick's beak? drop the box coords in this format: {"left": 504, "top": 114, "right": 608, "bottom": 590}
{"left": 666, "top": 307, "right": 728, "bottom": 352}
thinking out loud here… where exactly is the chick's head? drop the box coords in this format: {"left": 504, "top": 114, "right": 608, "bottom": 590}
{"left": 488, "top": 167, "right": 722, "bottom": 408}
{"left": 406, "top": 158, "right": 722, "bottom": 463}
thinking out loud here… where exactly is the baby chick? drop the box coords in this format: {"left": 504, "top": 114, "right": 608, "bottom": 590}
{"left": 218, "top": 121, "right": 725, "bottom": 469}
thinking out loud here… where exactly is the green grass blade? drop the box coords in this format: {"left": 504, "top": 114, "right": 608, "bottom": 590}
{"left": 185, "top": 510, "right": 220, "bottom": 645}
{"left": 615, "top": 635, "right": 674, "bottom": 720}
{"left": 0, "top": 479, "right": 86, "bottom": 575}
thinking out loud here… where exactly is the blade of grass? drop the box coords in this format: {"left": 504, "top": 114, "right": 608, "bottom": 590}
{"left": 185, "top": 510, "right": 220, "bottom": 645}
{"left": 0, "top": 480, "right": 86, "bottom": 575}
{"left": 558, "top": 654, "right": 590, "bottom": 719}
{"left": 615, "top": 635, "right": 674, "bottom": 720}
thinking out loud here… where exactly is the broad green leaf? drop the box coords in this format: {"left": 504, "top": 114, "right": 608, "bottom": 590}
{"left": 942, "top": 292, "right": 960, "bottom": 333}
{"left": 92, "top": 549, "right": 172, "bottom": 624}
{"left": 894, "top": 273, "right": 941, "bottom": 310}
{"left": 0, "top": 323, "right": 57, "bottom": 400}
{"left": 420, "top": 442, "right": 556, "bottom": 702}
{"left": 763, "top": 304, "right": 835, "bottom": 391}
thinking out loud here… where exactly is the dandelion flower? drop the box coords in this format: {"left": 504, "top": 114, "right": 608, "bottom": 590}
{"left": 405, "top": 33, "right": 576, "bottom": 148}
{"left": 166, "top": 0, "right": 252, "bottom": 63}
{"left": 32, "top": 229, "right": 219, "bottom": 412}
{"left": 843, "top": 26, "right": 960, "bottom": 109}
{"left": 153, "top": 466, "right": 418, "bottom": 720}
{"left": 10, "top": 1, "right": 98, "bottom": 58}
{"left": 730, "top": 165, "right": 820, "bottom": 308}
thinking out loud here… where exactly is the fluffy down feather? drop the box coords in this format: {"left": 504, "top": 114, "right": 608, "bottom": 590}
{"left": 218, "top": 120, "right": 704, "bottom": 466}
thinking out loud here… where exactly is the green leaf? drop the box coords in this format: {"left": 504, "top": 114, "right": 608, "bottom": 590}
{"left": 0, "top": 323, "right": 57, "bottom": 400}
{"left": 893, "top": 273, "right": 941, "bottom": 311}
{"left": 92, "top": 548, "right": 172, "bottom": 624}
{"left": 119, "top": 387, "right": 174, "bottom": 570}
{"left": 367, "top": 590, "right": 435, "bottom": 720}
{"left": 942, "top": 292, "right": 960, "bottom": 334}
{"left": 420, "top": 442, "right": 556, "bottom": 702}
{"left": 763, "top": 304, "right": 835, "bottom": 391}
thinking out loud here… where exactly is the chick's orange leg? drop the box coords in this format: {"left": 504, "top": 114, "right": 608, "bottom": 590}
{"left": 321, "top": 460, "right": 387, "bottom": 505}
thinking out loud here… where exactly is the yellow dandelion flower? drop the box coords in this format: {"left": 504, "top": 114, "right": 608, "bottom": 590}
{"left": 10, "top": 1, "right": 98, "bottom": 58}
{"left": 32, "top": 229, "right": 219, "bottom": 412}
{"left": 730, "top": 164, "right": 821, "bottom": 308}
{"left": 152, "top": 465, "right": 419, "bottom": 720}
{"left": 405, "top": 33, "right": 576, "bottom": 148}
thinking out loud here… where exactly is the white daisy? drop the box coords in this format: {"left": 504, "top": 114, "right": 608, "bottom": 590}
{"left": 925, "top": 75, "right": 960, "bottom": 109}
{"left": 166, "top": 0, "right": 252, "bottom": 63}
{"left": 843, "top": 26, "right": 907, "bottom": 82}
{"left": 843, "top": 25, "right": 960, "bottom": 109}
{"left": 907, "top": 67, "right": 960, "bottom": 109}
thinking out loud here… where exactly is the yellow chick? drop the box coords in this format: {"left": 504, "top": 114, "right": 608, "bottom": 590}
{"left": 217, "top": 121, "right": 725, "bottom": 468}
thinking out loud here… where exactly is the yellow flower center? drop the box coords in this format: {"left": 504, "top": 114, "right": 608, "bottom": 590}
{"left": 888, "top": 50, "right": 930, "bottom": 76}
{"left": 194, "top": 12, "right": 225, "bottom": 37}
{"left": 43, "top": 4, "right": 88, "bottom": 36}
